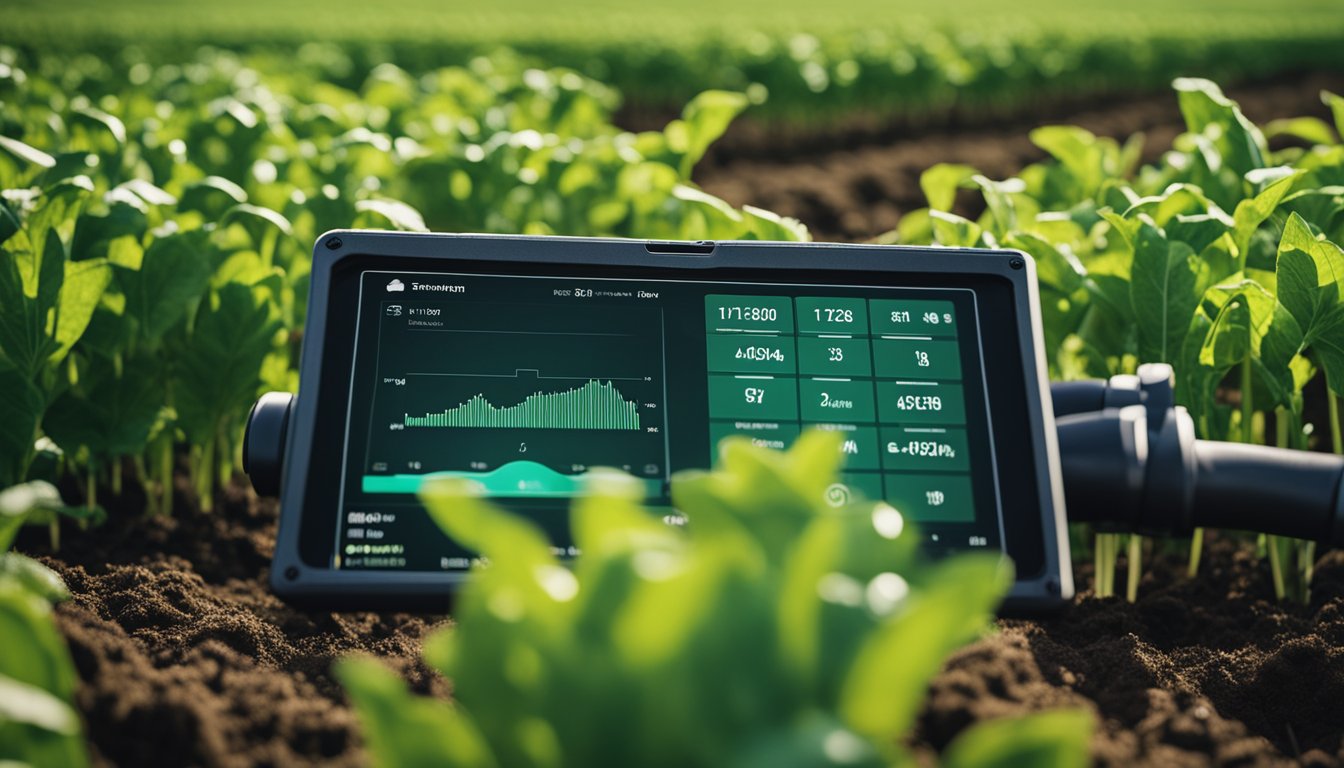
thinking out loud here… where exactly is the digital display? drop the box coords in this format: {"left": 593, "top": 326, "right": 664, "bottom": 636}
{"left": 334, "top": 270, "right": 1003, "bottom": 571}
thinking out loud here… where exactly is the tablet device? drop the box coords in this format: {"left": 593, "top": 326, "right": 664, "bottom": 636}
{"left": 262, "top": 232, "right": 1072, "bottom": 612}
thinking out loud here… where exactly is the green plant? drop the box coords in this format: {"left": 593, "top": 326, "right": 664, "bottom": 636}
{"left": 337, "top": 432, "right": 1092, "bottom": 767}
{"left": 5, "top": 2, "right": 1344, "bottom": 129}
{"left": 886, "top": 79, "right": 1344, "bottom": 602}
{"left": 0, "top": 481, "right": 92, "bottom": 767}
{"left": 0, "top": 47, "right": 806, "bottom": 513}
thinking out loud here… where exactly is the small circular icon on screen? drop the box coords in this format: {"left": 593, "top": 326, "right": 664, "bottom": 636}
{"left": 824, "top": 483, "right": 851, "bottom": 507}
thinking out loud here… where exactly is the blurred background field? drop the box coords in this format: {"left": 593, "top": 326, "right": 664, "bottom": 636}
{"left": 7, "top": 0, "right": 1344, "bottom": 124}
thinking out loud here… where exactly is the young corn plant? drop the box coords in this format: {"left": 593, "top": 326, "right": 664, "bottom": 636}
{"left": 338, "top": 433, "right": 1093, "bottom": 768}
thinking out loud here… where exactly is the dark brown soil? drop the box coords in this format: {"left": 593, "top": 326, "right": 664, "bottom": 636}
{"left": 23, "top": 478, "right": 450, "bottom": 768}
{"left": 17, "top": 475, "right": 1344, "bottom": 767}
{"left": 16, "top": 77, "right": 1344, "bottom": 766}
{"left": 695, "top": 72, "right": 1344, "bottom": 242}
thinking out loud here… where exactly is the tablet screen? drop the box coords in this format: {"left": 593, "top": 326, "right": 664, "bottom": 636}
{"left": 331, "top": 269, "right": 1003, "bottom": 572}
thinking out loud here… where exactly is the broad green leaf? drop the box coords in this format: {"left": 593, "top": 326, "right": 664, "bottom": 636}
{"left": 354, "top": 198, "right": 429, "bottom": 232}
{"left": 118, "top": 230, "right": 213, "bottom": 343}
{"left": 0, "top": 135, "right": 55, "bottom": 190}
{"left": 1173, "top": 78, "right": 1267, "bottom": 176}
{"left": 671, "top": 184, "right": 746, "bottom": 240}
{"left": 0, "top": 137, "right": 56, "bottom": 170}
{"left": 1324, "top": 90, "right": 1344, "bottom": 141}
{"left": 1005, "top": 233, "right": 1084, "bottom": 295}
{"left": 0, "top": 553, "right": 70, "bottom": 604}
{"left": 0, "top": 197, "right": 18, "bottom": 248}
{"left": 0, "top": 481, "right": 63, "bottom": 552}
{"left": 51, "top": 258, "right": 111, "bottom": 362}
{"left": 0, "top": 672, "right": 80, "bottom": 734}
{"left": 1311, "top": 302, "right": 1344, "bottom": 395}
{"left": 919, "top": 164, "right": 977, "bottom": 212}
{"left": 1030, "top": 125, "right": 1102, "bottom": 198}
{"left": 929, "top": 210, "right": 983, "bottom": 249}
{"left": 0, "top": 582, "right": 78, "bottom": 702}
{"left": 1124, "top": 183, "right": 1230, "bottom": 228}
{"left": 0, "top": 248, "right": 59, "bottom": 378}
{"left": 1165, "top": 214, "right": 1230, "bottom": 255}
{"left": 671, "top": 91, "right": 749, "bottom": 177}
{"left": 44, "top": 354, "right": 163, "bottom": 459}
{"left": 172, "top": 282, "right": 282, "bottom": 443}
{"left": 733, "top": 712, "right": 884, "bottom": 768}
{"left": 68, "top": 106, "right": 127, "bottom": 151}
{"left": 1232, "top": 170, "right": 1303, "bottom": 258}
{"left": 420, "top": 477, "right": 559, "bottom": 574}
{"left": 0, "top": 364, "right": 42, "bottom": 487}
{"left": 336, "top": 657, "right": 496, "bottom": 768}
{"left": 1276, "top": 213, "right": 1344, "bottom": 340}
{"left": 24, "top": 177, "right": 94, "bottom": 293}
{"left": 177, "top": 176, "right": 247, "bottom": 218}
{"left": 221, "top": 203, "right": 293, "bottom": 242}
{"left": 71, "top": 198, "right": 148, "bottom": 260}
{"left": 1199, "top": 295, "right": 1251, "bottom": 369}
{"left": 970, "top": 174, "right": 1025, "bottom": 234}
{"left": 941, "top": 709, "right": 1093, "bottom": 768}
{"left": 1263, "top": 117, "right": 1338, "bottom": 147}
{"left": 839, "top": 554, "right": 1009, "bottom": 745}
{"left": 1195, "top": 279, "right": 1300, "bottom": 409}
{"left": 742, "top": 205, "right": 808, "bottom": 241}
{"left": 1130, "top": 223, "right": 1203, "bottom": 363}
{"left": 117, "top": 178, "right": 177, "bottom": 208}
{"left": 1280, "top": 187, "right": 1344, "bottom": 243}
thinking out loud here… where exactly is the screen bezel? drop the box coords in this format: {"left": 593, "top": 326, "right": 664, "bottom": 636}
{"left": 270, "top": 231, "right": 1072, "bottom": 613}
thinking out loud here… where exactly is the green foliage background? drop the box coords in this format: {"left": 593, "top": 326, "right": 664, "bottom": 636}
{"left": 6, "top": 0, "right": 1344, "bottom": 123}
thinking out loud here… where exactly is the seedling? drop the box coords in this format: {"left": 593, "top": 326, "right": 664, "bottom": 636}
{"left": 338, "top": 433, "right": 1092, "bottom": 767}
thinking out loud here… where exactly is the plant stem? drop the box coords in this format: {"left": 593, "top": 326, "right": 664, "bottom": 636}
{"left": 1094, "top": 532, "right": 1110, "bottom": 597}
{"left": 1331, "top": 391, "right": 1343, "bottom": 455}
{"left": 197, "top": 439, "right": 215, "bottom": 513}
{"left": 1240, "top": 360, "right": 1254, "bottom": 444}
{"left": 1299, "top": 540, "right": 1316, "bottom": 603}
{"left": 160, "top": 436, "right": 174, "bottom": 517}
{"left": 1266, "top": 409, "right": 1289, "bottom": 600}
{"left": 1267, "top": 537, "right": 1287, "bottom": 600}
{"left": 1126, "top": 535, "right": 1141, "bottom": 603}
{"left": 1187, "top": 528, "right": 1204, "bottom": 578}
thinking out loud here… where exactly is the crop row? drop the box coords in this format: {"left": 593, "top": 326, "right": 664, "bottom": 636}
{"left": 887, "top": 78, "right": 1344, "bottom": 600}
{"left": 0, "top": 47, "right": 805, "bottom": 516}
{"left": 6, "top": 4, "right": 1344, "bottom": 124}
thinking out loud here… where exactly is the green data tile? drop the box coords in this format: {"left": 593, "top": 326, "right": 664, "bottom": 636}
{"left": 705, "top": 294, "right": 794, "bottom": 334}
{"left": 876, "top": 381, "right": 966, "bottom": 424}
{"left": 706, "top": 334, "right": 797, "bottom": 374}
{"left": 707, "top": 374, "right": 798, "bottom": 420}
{"left": 820, "top": 472, "right": 884, "bottom": 506}
{"left": 869, "top": 298, "right": 959, "bottom": 337}
{"left": 709, "top": 420, "right": 800, "bottom": 454}
{"left": 796, "top": 297, "right": 869, "bottom": 335}
{"left": 883, "top": 473, "right": 976, "bottom": 523}
{"left": 799, "top": 378, "right": 877, "bottom": 423}
{"left": 872, "top": 338, "right": 962, "bottom": 379}
{"left": 806, "top": 423, "right": 880, "bottom": 470}
{"left": 796, "top": 336, "right": 872, "bottom": 376}
{"left": 880, "top": 426, "right": 970, "bottom": 472}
